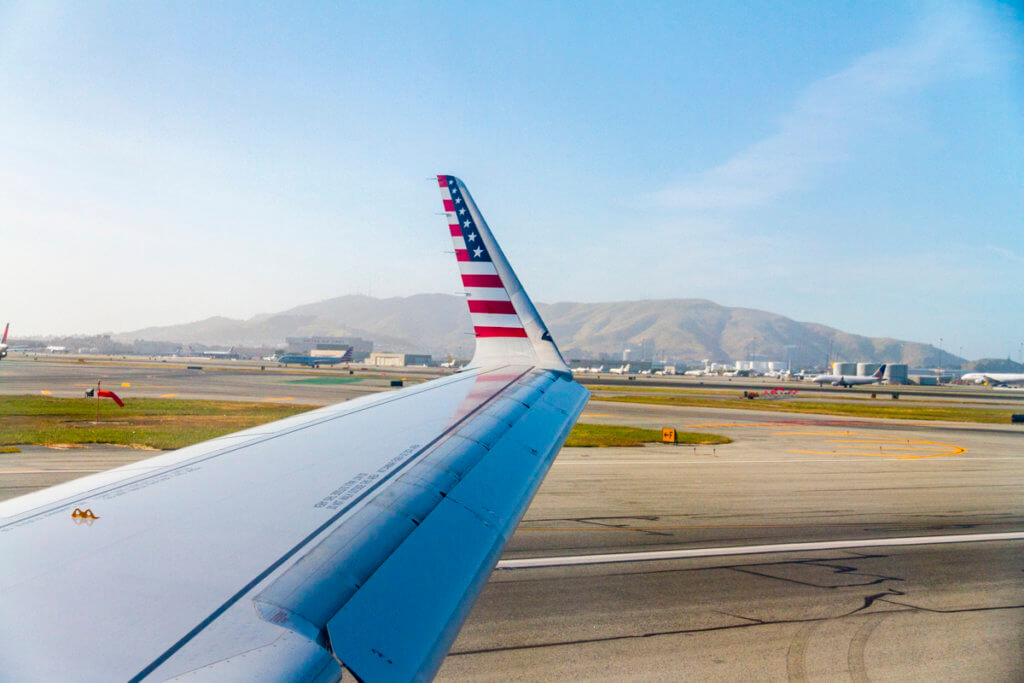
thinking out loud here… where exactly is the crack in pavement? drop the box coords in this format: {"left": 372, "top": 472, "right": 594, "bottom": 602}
{"left": 448, "top": 600, "right": 1024, "bottom": 657}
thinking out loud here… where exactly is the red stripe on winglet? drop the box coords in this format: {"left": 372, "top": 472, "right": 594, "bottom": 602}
{"left": 449, "top": 224, "right": 462, "bottom": 236}
{"left": 462, "top": 274, "right": 503, "bottom": 287}
{"left": 443, "top": 199, "right": 455, "bottom": 211}
{"left": 468, "top": 300, "right": 516, "bottom": 314}
{"left": 474, "top": 326, "right": 528, "bottom": 338}
{"left": 437, "top": 175, "right": 448, "bottom": 187}
{"left": 455, "top": 249, "right": 470, "bottom": 262}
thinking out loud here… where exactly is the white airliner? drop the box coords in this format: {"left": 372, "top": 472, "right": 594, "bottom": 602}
{"left": 809, "top": 364, "right": 887, "bottom": 387}
{"left": 0, "top": 176, "right": 589, "bottom": 681}
{"left": 0, "top": 323, "right": 8, "bottom": 359}
{"left": 960, "top": 372, "right": 1024, "bottom": 386}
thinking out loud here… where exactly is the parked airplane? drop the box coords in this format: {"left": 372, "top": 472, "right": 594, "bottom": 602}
{"left": 278, "top": 348, "right": 353, "bottom": 368}
{"left": 0, "top": 176, "right": 589, "bottom": 681}
{"left": 609, "top": 364, "right": 631, "bottom": 374}
{"left": 809, "top": 364, "right": 887, "bottom": 387}
{"left": 960, "top": 372, "right": 1024, "bottom": 386}
{"left": 0, "top": 323, "right": 8, "bottom": 359}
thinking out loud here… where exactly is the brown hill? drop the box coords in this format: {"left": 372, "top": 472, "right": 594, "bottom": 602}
{"left": 116, "top": 295, "right": 960, "bottom": 367}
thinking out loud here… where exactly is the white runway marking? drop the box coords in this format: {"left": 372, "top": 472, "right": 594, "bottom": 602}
{"left": 496, "top": 531, "right": 1024, "bottom": 569}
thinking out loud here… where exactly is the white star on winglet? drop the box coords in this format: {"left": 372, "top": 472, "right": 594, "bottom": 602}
{"left": 459, "top": 208, "right": 466, "bottom": 215}
{"left": 473, "top": 247, "right": 483, "bottom": 257}
{"left": 454, "top": 197, "right": 462, "bottom": 204}
{"left": 464, "top": 220, "right": 471, "bottom": 227}
{"left": 467, "top": 233, "right": 476, "bottom": 242}
{"left": 448, "top": 178, "right": 454, "bottom": 184}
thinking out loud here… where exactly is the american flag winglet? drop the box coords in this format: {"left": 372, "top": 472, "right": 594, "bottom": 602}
{"left": 438, "top": 175, "right": 528, "bottom": 339}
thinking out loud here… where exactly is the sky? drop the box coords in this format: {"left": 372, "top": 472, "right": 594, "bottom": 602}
{"left": 1, "top": 1, "right": 1021, "bottom": 359}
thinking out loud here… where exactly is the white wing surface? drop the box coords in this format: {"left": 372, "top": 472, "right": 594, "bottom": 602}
{"left": 0, "top": 176, "right": 589, "bottom": 682}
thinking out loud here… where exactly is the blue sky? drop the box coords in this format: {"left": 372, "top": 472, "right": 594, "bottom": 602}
{"left": 2, "top": 1, "right": 1021, "bottom": 358}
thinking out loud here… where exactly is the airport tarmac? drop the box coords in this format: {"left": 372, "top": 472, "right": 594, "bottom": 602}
{"left": 2, "top": 358, "right": 1022, "bottom": 679}
{"left": 437, "top": 406, "right": 1024, "bottom": 681}
{"left": 0, "top": 356, "right": 405, "bottom": 405}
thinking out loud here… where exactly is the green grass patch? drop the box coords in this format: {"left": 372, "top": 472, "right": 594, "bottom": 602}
{"left": 0, "top": 396, "right": 317, "bottom": 450}
{"left": 595, "top": 394, "right": 1015, "bottom": 424}
{"left": 287, "top": 377, "right": 365, "bottom": 385}
{"left": 564, "top": 423, "right": 731, "bottom": 447}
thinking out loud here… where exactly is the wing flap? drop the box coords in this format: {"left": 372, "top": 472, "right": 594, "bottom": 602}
{"left": 247, "top": 370, "right": 586, "bottom": 658}
{"left": 328, "top": 375, "right": 588, "bottom": 681}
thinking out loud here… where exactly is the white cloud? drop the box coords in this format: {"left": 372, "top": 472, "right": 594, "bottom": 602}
{"left": 652, "top": 4, "right": 1001, "bottom": 211}
{"left": 986, "top": 245, "right": 1024, "bottom": 265}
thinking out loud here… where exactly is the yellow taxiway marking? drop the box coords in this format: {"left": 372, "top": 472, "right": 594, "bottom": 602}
{"left": 688, "top": 422, "right": 783, "bottom": 428}
{"left": 773, "top": 430, "right": 865, "bottom": 436}
{"left": 580, "top": 413, "right": 614, "bottom": 418}
{"left": 790, "top": 437, "right": 965, "bottom": 460}
{"left": 39, "top": 390, "right": 51, "bottom": 395}
{"left": 76, "top": 383, "right": 172, "bottom": 388}
{"left": 160, "top": 393, "right": 179, "bottom": 398}
{"left": 263, "top": 396, "right": 295, "bottom": 402}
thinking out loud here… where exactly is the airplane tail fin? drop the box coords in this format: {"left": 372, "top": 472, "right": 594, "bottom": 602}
{"left": 874, "top": 364, "right": 887, "bottom": 379}
{"left": 1, "top": 324, "right": 7, "bottom": 344}
{"left": 437, "top": 175, "right": 569, "bottom": 372}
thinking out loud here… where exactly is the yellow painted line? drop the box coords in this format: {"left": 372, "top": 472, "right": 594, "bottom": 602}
{"left": 121, "top": 382, "right": 131, "bottom": 387}
{"left": 773, "top": 431, "right": 866, "bottom": 436}
{"left": 688, "top": 422, "right": 782, "bottom": 428}
{"left": 790, "top": 442, "right": 966, "bottom": 460}
{"left": 263, "top": 396, "right": 295, "bottom": 402}
{"left": 39, "top": 390, "right": 51, "bottom": 395}
{"left": 580, "top": 413, "right": 614, "bottom": 417}
{"left": 160, "top": 393, "right": 179, "bottom": 398}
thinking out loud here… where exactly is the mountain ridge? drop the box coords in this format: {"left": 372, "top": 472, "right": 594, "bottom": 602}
{"left": 114, "top": 294, "right": 960, "bottom": 367}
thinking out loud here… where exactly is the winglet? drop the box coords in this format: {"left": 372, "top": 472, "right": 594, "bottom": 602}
{"left": 438, "top": 175, "right": 569, "bottom": 372}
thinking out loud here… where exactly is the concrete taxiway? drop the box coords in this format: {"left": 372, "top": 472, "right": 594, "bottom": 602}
{"left": 436, "top": 403, "right": 1024, "bottom": 681}
{"left": 1, "top": 357, "right": 1021, "bottom": 679}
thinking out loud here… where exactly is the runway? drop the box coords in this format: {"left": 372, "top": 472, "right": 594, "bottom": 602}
{"left": 2, "top": 357, "right": 1022, "bottom": 679}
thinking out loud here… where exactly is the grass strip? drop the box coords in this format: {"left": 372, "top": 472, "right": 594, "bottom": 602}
{"left": 0, "top": 396, "right": 316, "bottom": 450}
{"left": 595, "top": 394, "right": 1014, "bottom": 424}
{"left": 564, "top": 423, "right": 731, "bottom": 447}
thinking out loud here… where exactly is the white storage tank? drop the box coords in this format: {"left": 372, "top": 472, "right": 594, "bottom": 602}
{"left": 833, "top": 362, "right": 857, "bottom": 376}
{"left": 857, "top": 362, "right": 880, "bottom": 376}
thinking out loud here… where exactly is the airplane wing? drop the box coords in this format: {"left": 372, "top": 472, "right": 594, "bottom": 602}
{"left": 0, "top": 175, "right": 588, "bottom": 682}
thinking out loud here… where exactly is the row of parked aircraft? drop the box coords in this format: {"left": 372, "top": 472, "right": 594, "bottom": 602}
{"left": 570, "top": 364, "right": 669, "bottom": 376}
